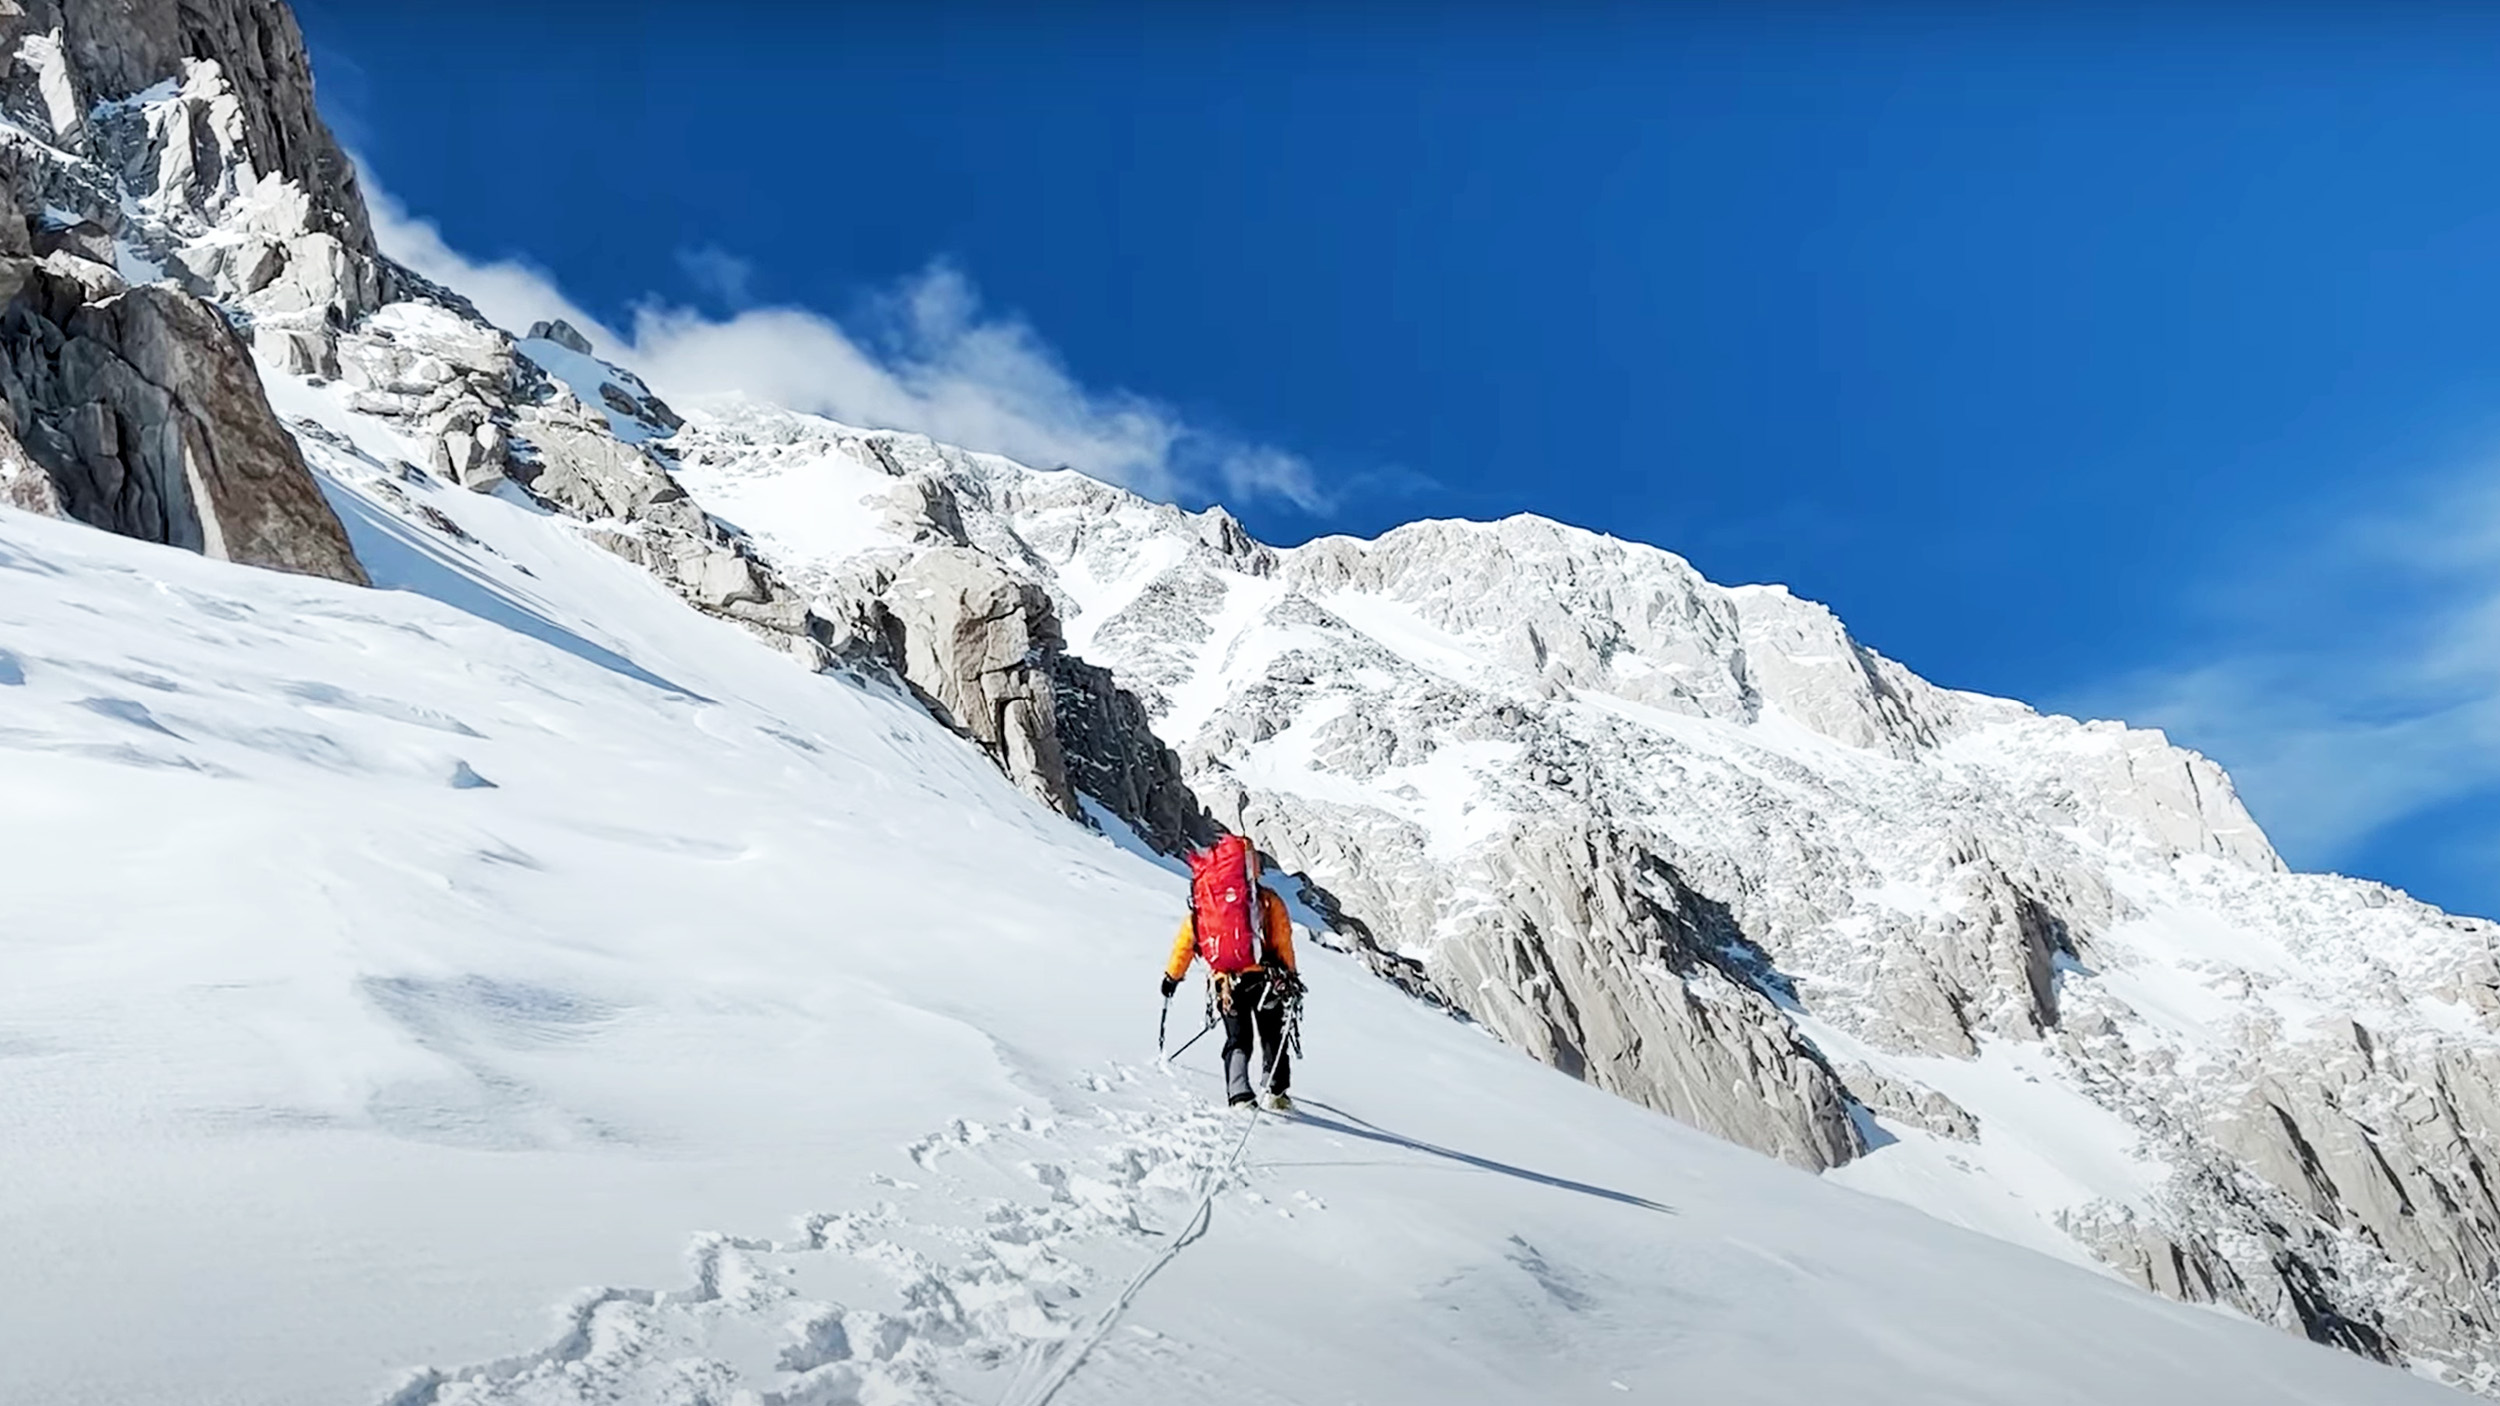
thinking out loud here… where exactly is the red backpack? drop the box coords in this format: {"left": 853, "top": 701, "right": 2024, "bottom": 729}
{"left": 1189, "top": 835, "right": 1265, "bottom": 974}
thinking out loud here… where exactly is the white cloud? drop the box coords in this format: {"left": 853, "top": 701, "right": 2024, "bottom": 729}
{"left": 367, "top": 185, "right": 620, "bottom": 348}
{"left": 675, "top": 244, "right": 755, "bottom": 307}
{"left": 2105, "top": 660, "right": 2497, "bottom": 863}
{"left": 365, "top": 179, "right": 1325, "bottom": 513}
{"left": 2084, "top": 471, "right": 2500, "bottom": 881}
{"left": 1214, "top": 444, "right": 1329, "bottom": 513}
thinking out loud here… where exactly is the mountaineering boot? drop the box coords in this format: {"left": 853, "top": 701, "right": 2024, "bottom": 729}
{"left": 1228, "top": 1092, "right": 1258, "bottom": 1111}
{"left": 1264, "top": 1091, "right": 1294, "bottom": 1113}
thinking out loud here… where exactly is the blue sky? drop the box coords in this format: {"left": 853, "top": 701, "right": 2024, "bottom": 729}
{"left": 296, "top": 2, "right": 2500, "bottom": 918}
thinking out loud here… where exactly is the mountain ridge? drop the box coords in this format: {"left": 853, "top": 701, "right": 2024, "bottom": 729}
{"left": 653, "top": 394, "right": 2500, "bottom": 1384}
{"left": 0, "top": 2, "right": 2496, "bottom": 1395}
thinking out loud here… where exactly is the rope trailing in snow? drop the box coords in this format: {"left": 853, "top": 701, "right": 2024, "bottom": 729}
{"left": 1001, "top": 1010, "right": 1295, "bottom": 1406}
{"left": 998, "top": 1105, "right": 1263, "bottom": 1406}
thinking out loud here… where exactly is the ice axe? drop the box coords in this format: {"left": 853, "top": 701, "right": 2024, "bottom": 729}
{"left": 1158, "top": 984, "right": 1219, "bottom": 1064}
{"left": 1164, "top": 1014, "right": 1219, "bottom": 1063}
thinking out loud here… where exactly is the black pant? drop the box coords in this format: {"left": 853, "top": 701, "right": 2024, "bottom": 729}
{"left": 1221, "top": 970, "right": 1291, "bottom": 1103}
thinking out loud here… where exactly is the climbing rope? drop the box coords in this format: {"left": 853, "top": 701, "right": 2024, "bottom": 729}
{"left": 1002, "top": 985, "right": 1299, "bottom": 1406}
{"left": 999, "top": 1105, "right": 1261, "bottom": 1406}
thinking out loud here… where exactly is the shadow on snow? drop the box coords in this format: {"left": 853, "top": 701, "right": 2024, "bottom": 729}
{"left": 1275, "top": 1099, "right": 1676, "bottom": 1215}
{"left": 323, "top": 482, "right": 705, "bottom": 700}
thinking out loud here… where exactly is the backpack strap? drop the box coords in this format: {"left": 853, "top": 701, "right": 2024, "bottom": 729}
{"left": 1244, "top": 844, "right": 1266, "bottom": 969}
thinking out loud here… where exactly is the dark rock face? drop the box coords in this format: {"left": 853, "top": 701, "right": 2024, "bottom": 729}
{"left": 1051, "top": 651, "right": 1214, "bottom": 855}
{"left": 830, "top": 444, "right": 1216, "bottom": 846}
{"left": 3, "top": 0, "right": 373, "bottom": 253}
{"left": 525, "top": 319, "right": 594, "bottom": 357}
{"left": 0, "top": 4, "right": 375, "bottom": 585}
{"left": 0, "top": 265, "right": 364, "bottom": 583}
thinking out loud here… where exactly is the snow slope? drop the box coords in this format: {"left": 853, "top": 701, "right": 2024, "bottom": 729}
{"left": 0, "top": 404, "right": 2463, "bottom": 1403}
{"left": 647, "top": 400, "right": 2500, "bottom": 1387}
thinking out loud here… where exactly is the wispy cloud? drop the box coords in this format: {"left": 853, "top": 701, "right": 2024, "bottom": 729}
{"left": 1209, "top": 444, "right": 1329, "bottom": 513}
{"left": 368, "top": 185, "right": 609, "bottom": 344}
{"left": 2081, "top": 471, "right": 2500, "bottom": 887}
{"left": 674, "top": 244, "right": 755, "bottom": 307}
{"left": 365, "top": 181, "right": 1327, "bottom": 514}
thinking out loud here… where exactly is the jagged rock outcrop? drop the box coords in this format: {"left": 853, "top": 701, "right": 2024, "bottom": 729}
{"left": 0, "top": 406, "right": 57, "bottom": 512}
{"left": 314, "top": 297, "right": 841, "bottom": 664}
{"left": 0, "top": 0, "right": 393, "bottom": 339}
{"left": 525, "top": 319, "right": 593, "bottom": 357}
{"left": 0, "top": 3, "right": 373, "bottom": 584}
{"left": 516, "top": 319, "right": 682, "bottom": 434}
{"left": 1426, "top": 821, "right": 1861, "bottom": 1171}
{"left": 867, "top": 545, "right": 1080, "bottom": 820}
{"left": 1840, "top": 1063, "right": 1980, "bottom": 1142}
{"left": 2194, "top": 1036, "right": 2500, "bottom": 1356}
{"left": 0, "top": 265, "right": 362, "bottom": 581}
{"left": 0, "top": 0, "right": 371, "bottom": 250}
{"left": 1051, "top": 650, "right": 1214, "bottom": 854}
{"left": 667, "top": 405, "right": 1215, "bottom": 848}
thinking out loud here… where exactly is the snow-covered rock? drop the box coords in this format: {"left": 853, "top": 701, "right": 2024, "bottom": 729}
{"left": 0, "top": 5, "right": 374, "bottom": 584}
{"left": 656, "top": 403, "right": 2500, "bottom": 1388}
{"left": 0, "top": 267, "right": 365, "bottom": 581}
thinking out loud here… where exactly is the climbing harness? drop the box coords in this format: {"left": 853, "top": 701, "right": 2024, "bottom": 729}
{"left": 1166, "top": 970, "right": 1301, "bottom": 1072}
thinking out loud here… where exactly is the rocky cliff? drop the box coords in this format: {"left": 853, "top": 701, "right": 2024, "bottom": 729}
{"left": 1, "top": 0, "right": 370, "bottom": 252}
{"left": 666, "top": 400, "right": 1213, "bottom": 850}
{"left": 0, "top": 0, "right": 367, "bottom": 581}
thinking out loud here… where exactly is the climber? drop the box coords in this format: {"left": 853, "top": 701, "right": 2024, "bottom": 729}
{"left": 1162, "top": 833, "right": 1301, "bottom": 1111}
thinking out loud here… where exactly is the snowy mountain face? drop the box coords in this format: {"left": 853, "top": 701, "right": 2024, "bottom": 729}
{"left": 6, "top": 489, "right": 2464, "bottom": 1406}
{"left": 658, "top": 403, "right": 2500, "bottom": 1388}
{"left": 0, "top": 3, "right": 2494, "bottom": 1401}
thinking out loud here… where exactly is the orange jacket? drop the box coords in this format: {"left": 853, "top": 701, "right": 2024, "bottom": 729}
{"left": 1166, "top": 888, "right": 1297, "bottom": 980}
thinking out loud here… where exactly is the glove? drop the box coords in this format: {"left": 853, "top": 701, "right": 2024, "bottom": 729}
{"left": 1160, "top": 975, "right": 1180, "bottom": 999}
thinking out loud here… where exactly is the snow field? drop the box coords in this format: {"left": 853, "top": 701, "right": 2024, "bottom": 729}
{"left": 0, "top": 381, "right": 2465, "bottom": 1403}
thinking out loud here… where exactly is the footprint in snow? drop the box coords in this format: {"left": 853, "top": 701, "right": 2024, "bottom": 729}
{"left": 395, "top": 1098, "right": 1267, "bottom": 1405}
